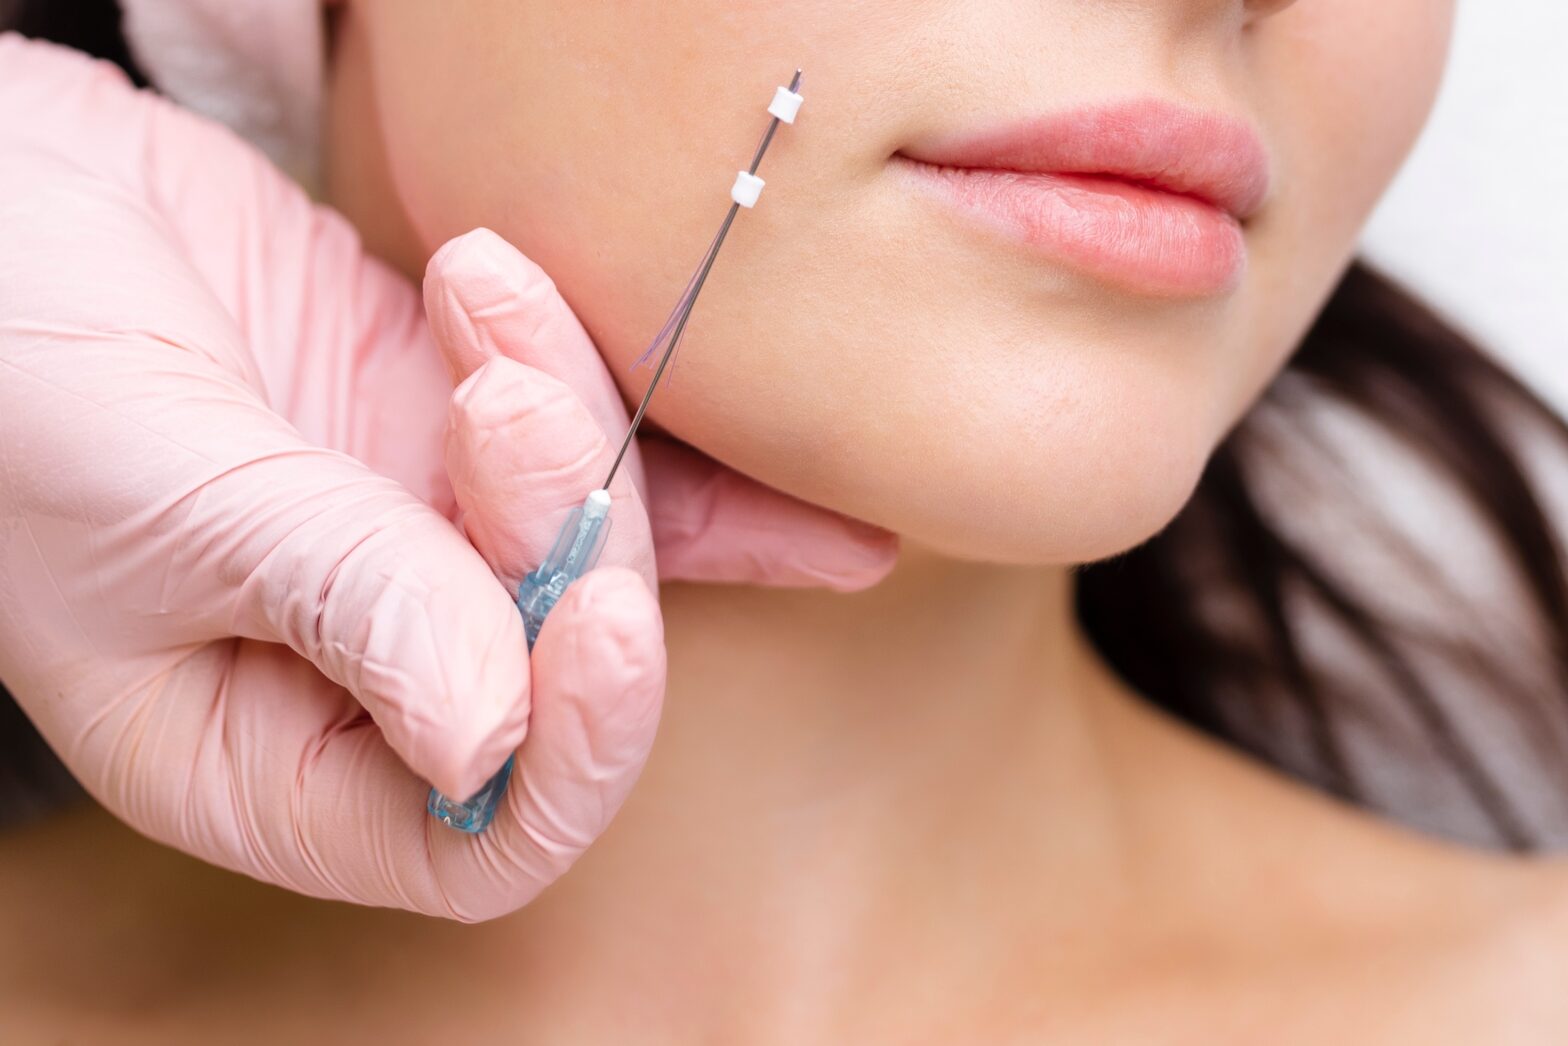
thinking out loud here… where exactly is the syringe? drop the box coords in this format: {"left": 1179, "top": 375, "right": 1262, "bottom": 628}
{"left": 428, "top": 71, "right": 805, "bottom": 833}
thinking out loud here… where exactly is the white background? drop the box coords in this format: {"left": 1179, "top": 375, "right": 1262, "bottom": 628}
{"left": 1363, "top": 1, "right": 1567, "bottom": 406}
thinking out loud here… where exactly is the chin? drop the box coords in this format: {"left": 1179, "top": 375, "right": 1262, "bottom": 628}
{"left": 634, "top": 265, "right": 1241, "bottom": 571}
{"left": 815, "top": 407, "right": 1216, "bottom": 573}
{"left": 901, "top": 451, "right": 1208, "bottom": 568}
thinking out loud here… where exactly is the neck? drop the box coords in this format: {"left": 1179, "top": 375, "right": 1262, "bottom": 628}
{"left": 494, "top": 549, "right": 1162, "bottom": 1033}
{"left": 630, "top": 548, "right": 1127, "bottom": 885}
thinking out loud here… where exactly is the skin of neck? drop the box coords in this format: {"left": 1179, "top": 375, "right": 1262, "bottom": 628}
{"left": 493, "top": 548, "right": 1162, "bottom": 1035}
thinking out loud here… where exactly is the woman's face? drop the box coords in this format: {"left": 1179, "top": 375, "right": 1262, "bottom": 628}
{"left": 346, "top": 0, "right": 1453, "bottom": 563}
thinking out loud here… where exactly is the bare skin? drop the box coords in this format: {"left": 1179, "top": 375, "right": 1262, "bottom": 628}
{"left": 7, "top": 2, "right": 1568, "bottom": 1041}
{"left": 4, "top": 555, "right": 1568, "bottom": 1043}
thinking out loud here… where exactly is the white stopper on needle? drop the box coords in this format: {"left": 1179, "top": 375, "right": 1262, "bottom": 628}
{"left": 768, "top": 85, "right": 804, "bottom": 124}
{"left": 731, "top": 171, "right": 766, "bottom": 208}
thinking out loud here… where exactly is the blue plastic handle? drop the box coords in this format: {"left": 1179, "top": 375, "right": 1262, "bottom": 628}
{"left": 427, "top": 492, "right": 613, "bottom": 833}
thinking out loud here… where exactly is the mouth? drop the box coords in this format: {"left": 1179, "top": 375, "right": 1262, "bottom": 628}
{"left": 893, "top": 99, "right": 1272, "bottom": 298}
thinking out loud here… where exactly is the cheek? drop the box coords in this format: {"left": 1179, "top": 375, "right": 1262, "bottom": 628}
{"left": 360, "top": 0, "right": 918, "bottom": 348}
{"left": 362, "top": 5, "right": 679, "bottom": 280}
{"left": 1262, "top": 0, "right": 1451, "bottom": 234}
{"left": 357, "top": 0, "right": 1456, "bottom": 569}
{"left": 1231, "top": 0, "right": 1453, "bottom": 397}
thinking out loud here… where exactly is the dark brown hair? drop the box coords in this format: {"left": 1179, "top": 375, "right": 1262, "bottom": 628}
{"left": 3, "top": 0, "right": 146, "bottom": 82}
{"left": 1079, "top": 265, "right": 1568, "bottom": 849}
{"left": 5, "top": 2, "right": 1566, "bottom": 846}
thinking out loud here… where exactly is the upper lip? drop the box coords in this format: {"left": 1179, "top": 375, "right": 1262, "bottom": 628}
{"left": 896, "top": 99, "right": 1272, "bottom": 221}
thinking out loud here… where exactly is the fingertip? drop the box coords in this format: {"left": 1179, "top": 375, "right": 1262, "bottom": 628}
{"left": 535, "top": 566, "right": 665, "bottom": 715}
{"left": 335, "top": 524, "right": 535, "bottom": 800}
{"left": 393, "top": 593, "right": 534, "bottom": 801}
{"left": 425, "top": 227, "right": 516, "bottom": 287}
{"left": 642, "top": 445, "right": 901, "bottom": 591}
{"left": 818, "top": 526, "right": 901, "bottom": 593}
{"left": 550, "top": 567, "right": 663, "bottom": 660}
{"left": 425, "top": 229, "right": 545, "bottom": 385}
{"left": 426, "top": 228, "right": 556, "bottom": 334}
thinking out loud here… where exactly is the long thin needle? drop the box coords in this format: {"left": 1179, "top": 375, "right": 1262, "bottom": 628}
{"left": 602, "top": 70, "right": 803, "bottom": 490}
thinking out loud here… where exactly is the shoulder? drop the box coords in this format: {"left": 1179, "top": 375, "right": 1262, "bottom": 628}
{"left": 1240, "top": 852, "right": 1568, "bottom": 1045}
{"left": 1480, "top": 863, "right": 1568, "bottom": 1029}
{"left": 1199, "top": 772, "right": 1568, "bottom": 1044}
{"left": 1395, "top": 856, "right": 1568, "bottom": 1044}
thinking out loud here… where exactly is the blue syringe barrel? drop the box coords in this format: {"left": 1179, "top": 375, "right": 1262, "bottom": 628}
{"left": 426, "top": 490, "right": 614, "bottom": 833}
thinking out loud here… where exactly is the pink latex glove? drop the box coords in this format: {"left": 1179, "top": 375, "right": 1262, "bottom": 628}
{"left": 0, "top": 37, "right": 895, "bottom": 920}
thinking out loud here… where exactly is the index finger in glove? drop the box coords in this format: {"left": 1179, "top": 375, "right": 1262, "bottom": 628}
{"left": 427, "top": 234, "right": 657, "bottom": 593}
{"left": 425, "top": 229, "right": 899, "bottom": 590}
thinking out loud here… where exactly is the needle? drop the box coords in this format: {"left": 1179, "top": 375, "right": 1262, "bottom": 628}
{"left": 427, "top": 70, "right": 807, "bottom": 834}
{"left": 602, "top": 70, "right": 804, "bottom": 490}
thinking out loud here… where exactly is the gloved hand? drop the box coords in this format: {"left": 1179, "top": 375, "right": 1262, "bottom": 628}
{"left": 0, "top": 36, "right": 895, "bottom": 921}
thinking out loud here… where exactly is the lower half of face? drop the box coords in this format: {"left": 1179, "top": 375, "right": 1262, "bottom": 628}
{"left": 347, "top": 0, "right": 1453, "bottom": 564}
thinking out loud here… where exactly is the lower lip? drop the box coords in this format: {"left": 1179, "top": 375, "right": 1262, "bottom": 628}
{"left": 895, "top": 158, "right": 1248, "bottom": 298}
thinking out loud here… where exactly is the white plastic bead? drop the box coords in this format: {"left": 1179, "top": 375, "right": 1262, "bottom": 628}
{"left": 731, "top": 171, "right": 765, "bottom": 208}
{"left": 584, "top": 489, "right": 612, "bottom": 519}
{"left": 768, "top": 86, "right": 804, "bottom": 124}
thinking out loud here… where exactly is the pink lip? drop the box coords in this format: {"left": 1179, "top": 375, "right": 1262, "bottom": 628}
{"left": 895, "top": 100, "right": 1272, "bottom": 297}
